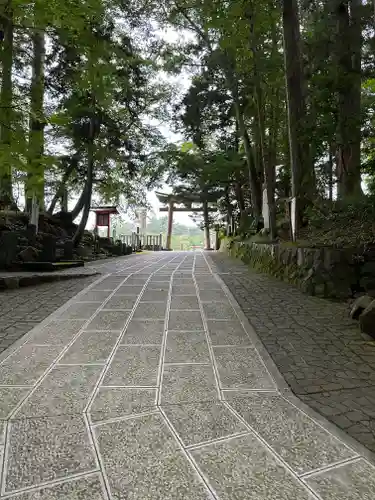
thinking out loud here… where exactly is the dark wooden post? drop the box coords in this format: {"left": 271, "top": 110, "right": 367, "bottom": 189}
{"left": 166, "top": 200, "right": 174, "bottom": 250}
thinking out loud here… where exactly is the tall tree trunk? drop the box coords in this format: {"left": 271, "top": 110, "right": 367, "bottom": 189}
{"left": 61, "top": 187, "right": 68, "bottom": 211}
{"left": 72, "top": 118, "right": 95, "bottom": 246}
{"left": 267, "top": 89, "right": 280, "bottom": 241}
{"left": 70, "top": 182, "right": 89, "bottom": 220}
{"left": 47, "top": 161, "right": 75, "bottom": 214}
{"left": 234, "top": 103, "right": 262, "bottom": 219}
{"left": 0, "top": 0, "right": 14, "bottom": 206}
{"left": 266, "top": 11, "right": 280, "bottom": 241}
{"left": 335, "top": 0, "right": 362, "bottom": 198}
{"left": 234, "top": 181, "right": 245, "bottom": 216}
{"left": 224, "top": 186, "right": 232, "bottom": 236}
{"left": 26, "top": 21, "right": 45, "bottom": 212}
{"left": 282, "top": 0, "right": 314, "bottom": 238}
{"left": 328, "top": 143, "right": 334, "bottom": 201}
{"left": 254, "top": 75, "right": 277, "bottom": 239}
{"left": 228, "top": 72, "right": 262, "bottom": 219}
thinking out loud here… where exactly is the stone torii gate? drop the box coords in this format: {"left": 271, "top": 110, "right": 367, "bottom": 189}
{"left": 156, "top": 191, "right": 217, "bottom": 251}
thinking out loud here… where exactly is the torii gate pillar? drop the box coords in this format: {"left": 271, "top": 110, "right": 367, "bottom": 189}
{"left": 203, "top": 200, "right": 212, "bottom": 250}
{"left": 166, "top": 200, "right": 174, "bottom": 250}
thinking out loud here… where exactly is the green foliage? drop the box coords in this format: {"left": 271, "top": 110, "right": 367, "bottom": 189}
{"left": 1, "top": 0, "right": 172, "bottom": 211}
{"left": 306, "top": 197, "right": 375, "bottom": 247}
{"left": 147, "top": 215, "right": 202, "bottom": 237}
{"left": 170, "top": 234, "right": 204, "bottom": 250}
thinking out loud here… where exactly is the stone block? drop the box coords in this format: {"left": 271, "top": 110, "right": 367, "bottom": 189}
{"left": 26, "top": 224, "right": 37, "bottom": 245}
{"left": 18, "top": 245, "right": 40, "bottom": 262}
{"left": 0, "top": 230, "right": 18, "bottom": 268}
{"left": 39, "top": 234, "right": 57, "bottom": 262}
{"left": 63, "top": 239, "right": 74, "bottom": 259}
{"left": 359, "top": 300, "right": 375, "bottom": 339}
{"left": 350, "top": 295, "right": 373, "bottom": 320}
{"left": 0, "top": 277, "right": 19, "bottom": 289}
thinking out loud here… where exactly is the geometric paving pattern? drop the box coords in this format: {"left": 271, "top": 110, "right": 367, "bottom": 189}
{"left": 0, "top": 252, "right": 374, "bottom": 498}
{"left": 210, "top": 252, "right": 375, "bottom": 455}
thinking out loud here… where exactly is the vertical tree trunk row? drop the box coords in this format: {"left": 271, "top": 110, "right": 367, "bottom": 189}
{"left": 0, "top": 0, "right": 14, "bottom": 206}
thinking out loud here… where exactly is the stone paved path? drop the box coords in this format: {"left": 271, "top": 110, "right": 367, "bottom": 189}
{"left": 0, "top": 251, "right": 374, "bottom": 499}
{"left": 0, "top": 276, "right": 99, "bottom": 355}
{"left": 209, "top": 252, "right": 375, "bottom": 456}
{"left": 0, "top": 256, "right": 140, "bottom": 356}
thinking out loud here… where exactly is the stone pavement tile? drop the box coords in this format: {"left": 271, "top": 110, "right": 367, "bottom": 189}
{"left": 133, "top": 302, "right": 167, "bottom": 319}
{"left": 25, "top": 320, "right": 86, "bottom": 345}
{"left": 121, "top": 319, "right": 164, "bottom": 345}
{"left": 8, "top": 474, "right": 106, "bottom": 499}
{"left": 195, "top": 275, "right": 217, "bottom": 282}
{"left": 0, "top": 345, "right": 63, "bottom": 385}
{"left": 61, "top": 330, "right": 120, "bottom": 364}
{"left": 206, "top": 320, "right": 251, "bottom": 346}
{"left": 197, "top": 283, "right": 222, "bottom": 291}
{"left": 173, "top": 279, "right": 195, "bottom": 286}
{"left": 172, "top": 285, "right": 196, "bottom": 295}
{"left": 104, "top": 295, "right": 137, "bottom": 310}
{"left": 115, "top": 285, "right": 144, "bottom": 295}
{"left": 104, "top": 346, "right": 160, "bottom": 386}
{"left": 0, "top": 388, "right": 30, "bottom": 419}
{"left": 169, "top": 310, "right": 204, "bottom": 331}
{"left": 229, "top": 392, "right": 355, "bottom": 475}
{"left": 92, "top": 278, "right": 124, "bottom": 290}
{"left": 58, "top": 302, "right": 100, "bottom": 320}
{"left": 95, "top": 413, "right": 210, "bottom": 500}
{"left": 0, "top": 420, "right": 5, "bottom": 444}
{"left": 191, "top": 434, "right": 314, "bottom": 500}
{"left": 202, "top": 302, "right": 237, "bottom": 320}
{"left": 15, "top": 365, "right": 102, "bottom": 418}
{"left": 213, "top": 347, "right": 275, "bottom": 390}
{"left": 170, "top": 295, "right": 199, "bottom": 310}
{"left": 85, "top": 311, "right": 130, "bottom": 331}
{"left": 121, "top": 278, "right": 148, "bottom": 286}
{"left": 160, "top": 364, "right": 217, "bottom": 404}
{"left": 4, "top": 415, "right": 97, "bottom": 493}
{"left": 305, "top": 459, "right": 375, "bottom": 500}
{"left": 162, "top": 401, "right": 246, "bottom": 447}
{"left": 90, "top": 387, "right": 156, "bottom": 422}
{"left": 77, "top": 290, "right": 113, "bottom": 302}
{"left": 165, "top": 330, "right": 210, "bottom": 363}
{"left": 146, "top": 282, "right": 170, "bottom": 292}
{"left": 130, "top": 273, "right": 152, "bottom": 280}
{"left": 222, "top": 389, "right": 279, "bottom": 400}
{"left": 142, "top": 289, "right": 169, "bottom": 301}
{"left": 199, "top": 289, "right": 228, "bottom": 302}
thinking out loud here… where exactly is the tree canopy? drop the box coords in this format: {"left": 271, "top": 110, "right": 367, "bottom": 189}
{"left": 1, "top": 0, "right": 375, "bottom": 245}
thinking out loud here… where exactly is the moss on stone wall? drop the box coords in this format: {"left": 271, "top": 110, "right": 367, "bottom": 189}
{"left": 220, "top": 237, "right": 363, "bottom": 300}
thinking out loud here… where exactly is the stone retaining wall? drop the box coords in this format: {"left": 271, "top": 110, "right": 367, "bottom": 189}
{"left": 221, "top": 238, "right": 375, "bottom": 300}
